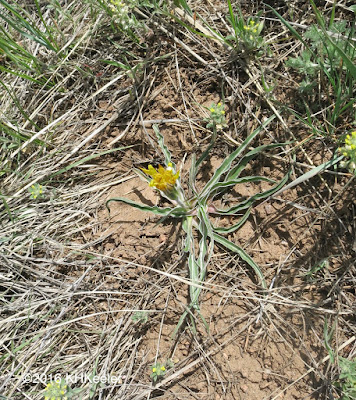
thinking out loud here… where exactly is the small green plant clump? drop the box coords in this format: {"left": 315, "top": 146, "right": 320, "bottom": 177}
{"left": 150, "top": 360, "right": 174, "bottom": 383}
{"left": 43, "top": 380, "right": 81, "bottom": 400}
{"left": 286, "top": 21, "right": 354, "bottom": 93}
{"left": 225, "top": 7, "right": 266, "bottom": 54}
{"left": 336, "top": 357, "right": 356, "bottom": 400}
{"left": 338, "top": 131, "right": 356, "bottom": 175}
{"left": 28, "top": 184, "right": 44, "bottom": 200}
{"left": 204, "top": 102, "right": 227, "bottom": 130}
{"left": 131, "top": 310, "right": 149, "bottom": 323}
{"left": 240, "top": 18, "right": 265, "bottom": 50}
{"left": 271, "top": 4, "right": 355, "bottom": 133}
{"left": 107, "top": 0, "right": 139, "bottom": 31}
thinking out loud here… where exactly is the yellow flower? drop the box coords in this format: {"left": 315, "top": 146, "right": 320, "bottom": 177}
{"left": 44, "top": 380, "right": 67, "bottom": 400}
{"left": 210, "top": 108, "right": 215, "bottom": 113}
{"left": 141, "top": 163, "right": 179, "bottom": 192}
{"left": 160, "top": 366, "right": 166, "bottom": 371}
{"left": 152, "top": 367, "right": 157, "bottom": 372}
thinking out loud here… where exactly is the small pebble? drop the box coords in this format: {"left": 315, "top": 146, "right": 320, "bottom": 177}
{"left": 240, "top": 384, "right": 248, "bottom": 393}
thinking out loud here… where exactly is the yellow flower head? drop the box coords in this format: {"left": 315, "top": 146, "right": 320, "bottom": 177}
{"left": 152, "top": 367, "right": 157, "bottom": 372}
{"left": 141, "top": 163, "right": 179, "bottom": 192}
{"left": 160, "top": 366, "right": 166, "bottom": 371}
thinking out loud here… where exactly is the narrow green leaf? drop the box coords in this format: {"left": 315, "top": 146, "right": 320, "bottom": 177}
{"left": 209, "top": 176, "right": 275, "bottom": 199}
{"left": 0, "top": 193, "right": 14, "bottom": 222}
{"left": 309, "top": 0, "right": 325, "bottom": 30}
{"left": 324, "top": 35, "right": 356, "bottom": 80}
{"left": 197, "top": 206, "right": 214, "bottom": 281}
{"left": 214, "top": 233, "right": 266, "bottom": 289}
{"left": 323, "top": 318, "right": 335, "bottom": 364}
{"left": 189, "top": 153, "right": 198, "bottom": 193}
{"left": 200, "top": 116, "right": 275, "bottom": 201}
{"left": 153, "top": 124, "right": 174, "bottom": 169}
{"left": 226, "top": 0, "right": 238, "bottom": 39}
{"left": 174, "top": 0, "right": 193, "bottom": 15}
{"left": 217, "top": 170, "right": 290, "bottom": 215}
{"left": 226, "top": 143, "right": 288, "bottom": 182}
{"left": 266, "top": 5, "right": 308, "bottom": 47}
{"left": 214, "top": 208, "right": 251, "bottom": 234}
{"left": 271, "top": 155, "right": 342, "bottom": 198}
{"left": 0, "top": 0, "right": 56, "bottom": 51}
{"left": 106, "top": 197, "right": 176, "bottom": 216}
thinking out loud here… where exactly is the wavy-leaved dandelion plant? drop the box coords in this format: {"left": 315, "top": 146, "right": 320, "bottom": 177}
{"left": 107, "top": 116, "right": 289, "bottom": 334}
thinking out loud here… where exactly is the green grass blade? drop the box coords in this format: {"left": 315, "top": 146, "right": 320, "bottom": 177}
{"left": 214, "top": 233, "right": 266, "bottom": 289}
{"left": 324, "top": 35, "right": 356, "bottom": 80}
{"left": 309, "top": 0, "right": 326, "bottom": 29}
{"left": 173, "top": 0, "right": 193, "bottom": 15}
{"left": 226, "top": 0, "right": 238, "bottom": 39}
{"left": 0, "top": 65, "right": 42, "bottom": 83}
{"left": 200, "top": 115, "right": 275, "bottom": 201}
{"left": 266, "top": 5, "right": 308, "bottom": 47}
{"left": 0, "top": 80, "right": 37, "bottom": 128}
{"left": 33, "top": 0, "right": 58, "bottom": 51}
{"left": 0, "top": 193, "right": 14, "bottom": 222}
{"left": 0, "top": 0, "right": 56, "bottom": 51}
